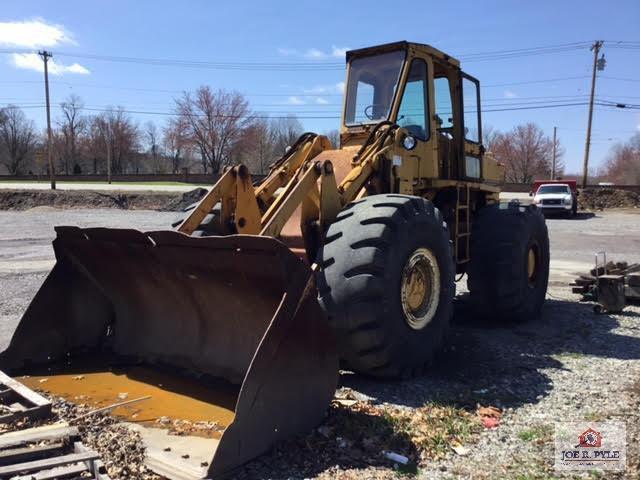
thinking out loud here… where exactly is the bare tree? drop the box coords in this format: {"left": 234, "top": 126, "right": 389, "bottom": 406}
{"left": 56, "top": 94, "right": 86, "bottom": 174}
{"left": 490, "top": 123, "right": 561, "bottom": 183}
{"left": 175, "top": 87, "right": 251, "bottom": 174}
{"left": 482, "top": 125, "right": 499, "bottom": 152}
{"left": 270, "top": 115, "right": 303, "bottom": 156}
{"left": 323, "top": 129, "right": 340, "bottom": 148}
{"left": 163, "top": 118, "right": 191, "bottom": 173}
{"left": 0, "top": 106, "right": 37, "bottom": 175}
{"left": 145, "top": 121, "right": 165, "bottom": 173}
{"left": 602, "top": 132, "right": 640, "bottom": 184}
{"left": 239, "top": 117, "right": 275, "bottom": 174}
{"left": 98, "top": 108, "right": 139, "bottom": 174}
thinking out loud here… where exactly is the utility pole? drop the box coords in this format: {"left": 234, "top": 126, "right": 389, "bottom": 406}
{"left": 39, "top": 50, "right": 56, "bottom": 190}
{"left": 581, "top": 40, "right": 604, "bottom": 188}
{"left": 551, "top": 126, "right": 557, "bottom": 180}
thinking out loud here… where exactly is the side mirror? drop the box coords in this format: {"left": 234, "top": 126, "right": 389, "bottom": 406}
{"left": 529, "top": 192, "right": 533, "bottom": 197}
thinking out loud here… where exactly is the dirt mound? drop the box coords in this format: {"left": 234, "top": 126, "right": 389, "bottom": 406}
{"left": 579, "top": 188, "right": 640, "bottom": 210}
{"left": 163, "top": 187, "right": 208, "bottom": 210}
{"left": 0, "top": 188, "right": 207, "bottom": 212}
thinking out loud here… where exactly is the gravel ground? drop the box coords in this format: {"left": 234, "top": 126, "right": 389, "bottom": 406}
{"left": 0, "top": 207, "right": 639, "bottom": 479}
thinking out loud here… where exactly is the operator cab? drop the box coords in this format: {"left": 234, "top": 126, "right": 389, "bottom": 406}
{"left": 342, "top": 41, "right": 484, "bottom": 183}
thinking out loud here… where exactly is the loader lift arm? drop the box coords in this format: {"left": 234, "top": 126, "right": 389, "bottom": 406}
{"left": 176, "top": 124, "right": 400, "bottom": 259}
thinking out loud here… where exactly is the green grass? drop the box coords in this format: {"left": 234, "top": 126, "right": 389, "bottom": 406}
{"left": 517, "top": 424, "right": 554, "bottom": 443}
{"left": 584, "top": 411, "right": 608, "bottom": 422}
{"left": 380, "top": 402, "right": 480, "bottom": 459}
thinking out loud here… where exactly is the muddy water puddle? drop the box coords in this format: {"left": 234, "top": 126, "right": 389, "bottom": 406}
{"left": 20, "top": 366, "right": 237, "bottom": 435}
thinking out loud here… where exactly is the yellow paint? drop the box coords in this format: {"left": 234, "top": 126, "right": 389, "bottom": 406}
{"left": 20, "top": 366, "right": 237, "bottom": 433}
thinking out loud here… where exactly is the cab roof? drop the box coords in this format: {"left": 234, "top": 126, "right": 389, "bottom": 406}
{"left": 346, "top": 41, "right": 461, "bottom": 68}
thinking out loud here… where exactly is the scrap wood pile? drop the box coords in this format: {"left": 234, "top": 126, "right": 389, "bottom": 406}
{"left": 0, "top": 371, "right": 148, "bottom": 480}
{"left": 571, "top": 260, "right": 640, "bottom": 301}
{"left": 578, "top": 188, "right": 640, "bottom": 210}
{"left": 0, "top": 394, "right": 160, "bottom": 480}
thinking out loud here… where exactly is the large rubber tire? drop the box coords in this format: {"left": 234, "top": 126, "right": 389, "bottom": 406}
{"left": 467, "top": 203, "right": 549, "bottom": 322}
{"left": 316, "top": 194, "right": 455, "bottom": 379}
{"left": 172, "top": 202, "right": 223, "bottom": 237}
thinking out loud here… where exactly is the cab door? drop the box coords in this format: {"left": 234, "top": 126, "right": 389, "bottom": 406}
{"left": 460, "top": 73, "right": 483, "bottom": 181}
{"left": 393, "top": 55, "right": 438, "bottom": 191}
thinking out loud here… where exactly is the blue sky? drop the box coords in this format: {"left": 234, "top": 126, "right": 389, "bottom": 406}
{"left": 1, "top": 0, "right": 639, "bottom": 174}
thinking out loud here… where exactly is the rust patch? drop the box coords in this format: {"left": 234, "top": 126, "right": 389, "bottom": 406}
{"left": 20, "top": 366, "right": 237, "bottom": 436}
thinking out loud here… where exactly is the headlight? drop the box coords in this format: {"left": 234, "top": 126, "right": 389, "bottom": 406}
{"left": 403, "top": 135, "right": 417, "bottom": 150}
{"left": 532, "top": 197, "right": 540, "bottom": 204}
{"left": 564, "top": 196, "right": 572, "bottom": 205}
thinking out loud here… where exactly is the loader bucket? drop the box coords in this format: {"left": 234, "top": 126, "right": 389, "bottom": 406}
{"left": 0, "top": 227, "right": 338, "bottom": 479}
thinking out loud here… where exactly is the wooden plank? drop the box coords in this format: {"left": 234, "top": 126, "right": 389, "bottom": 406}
{"left": 74, "top": 442, "right": 111, "bottom": 480}
{"left": 0, "top": 451, "right": 98, "bottom": 475}
{"left": 0, "top": 389, "right": 16, "bottom": 402}
{"left": 14, "top": 463, "right": 87, "bottom": 480}
{"left": 0, "top": 424, "right": 78, "bottom": 449}
{"left": 0, "top": 371, "right": 50, "bottom": 408}
{"left": 0, "top": 442, "right": 64, "bottom": 466}
{"left": 625, "top": 285, "right": 640, "bottom": 300}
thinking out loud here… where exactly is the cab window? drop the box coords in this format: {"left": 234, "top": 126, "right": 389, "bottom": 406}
{"left": 462, "top": 77, "right": 480, "bottom": 143}
{"left": 345, "top": 50, "right": 405, "bottom": 125}
{"left": 397, "top": 59, "right": 429, "bottom": 140}
{"left": 434, "top": 77, "right": 453, "bottom": 130}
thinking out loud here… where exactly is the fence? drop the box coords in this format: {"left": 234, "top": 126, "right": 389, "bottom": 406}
{"left": 502, "top": 183, "right": 640, "bottom": 193}
{"left": 1, "top": 175, "right": 638, "bottom": 193}
{"left": 0, "top": 173, "right": 220, "bottom": 184}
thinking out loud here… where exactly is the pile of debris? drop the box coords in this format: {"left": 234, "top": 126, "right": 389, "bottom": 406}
{"left": 54, "top": 399, "right": 161, "bottom": 480}
{"left": 578, "top": 188, "right": 640, "bottom": 210}
{"left": 237, "top": 388, "right": 487, "bottom": 479}
{"left": 571, "top": 260, "right": 640, "bottom": 312}
{"left": 1, "top": 396, "right": 161, "bottom": 480}
{"left": 0, "top": 188, "right": 208, "bottom": 212}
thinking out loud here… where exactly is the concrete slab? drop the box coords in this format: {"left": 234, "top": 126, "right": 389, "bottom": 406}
{"left": 126, "top": 423, "right": 217, "bottom": 480}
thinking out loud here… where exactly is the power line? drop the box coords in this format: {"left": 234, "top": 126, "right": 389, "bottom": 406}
{"left": 600, "top": 75, "right": 640, "bottom": 83}
{"left": 459, "top": 42, "right": 590, "bottom": 62}
{"left": 0, "top": 41, "right": 596, "bottom": 72}
{"left": 1, "top": 101, "right": 601, "bottom": 118}
{"left": 483, "top": 75, "right": 590, "bottom": 87}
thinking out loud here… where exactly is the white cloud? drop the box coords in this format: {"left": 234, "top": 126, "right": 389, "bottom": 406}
{"left": 303, "top": 85, "right": 330, "bottom": 94}
{"left": 11, "top": 53, "right": 90, "bottom": 75}
{"left": 315, "top": 97, "right": 329, "bottom": 105}
{"left": 503, "top": 89, "right": 518, "bottom": 99}
{"left": 277, "top": 47, "right": 297, "bottom": 56}
{"left": 279, "top": 45, "right": 350, "bottom": 60}
{"left": 287, "top": 96, "right": 305, "bottom": 105}
{"left": 304, "top": 48, "right": 326, "bottom": 59}
{"left": 303, "top": 82, "right": 345, "bottom": 95}
{"left": 331, "top": 46, "right": 349, "bottom": 58}
{"left": 0, "top": 19, "right": 75, "bottom": 48}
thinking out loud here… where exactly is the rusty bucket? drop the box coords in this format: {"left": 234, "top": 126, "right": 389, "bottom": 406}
{"left": 1, "top": 227, "right": 338, "bottom": 478}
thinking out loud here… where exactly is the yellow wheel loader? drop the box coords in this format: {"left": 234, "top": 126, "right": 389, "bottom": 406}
{"left": 1, "top": 41, "right": 550, "bottom": 478}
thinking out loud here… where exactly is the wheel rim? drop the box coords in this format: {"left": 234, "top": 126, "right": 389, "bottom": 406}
{"left": 401, "top": 247, "right": 441, "bottom": 330}
{"left": 527, "top": 244, "right": 538, "bottom": 287}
